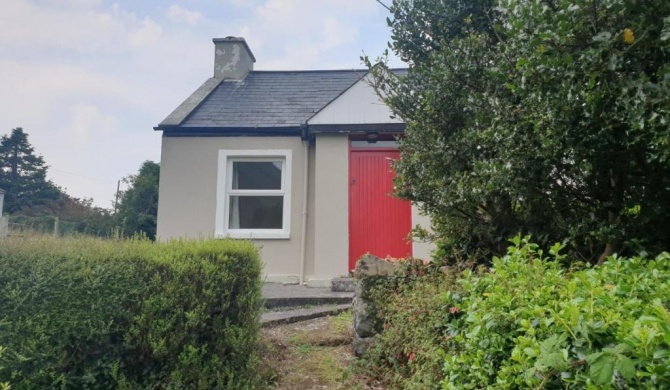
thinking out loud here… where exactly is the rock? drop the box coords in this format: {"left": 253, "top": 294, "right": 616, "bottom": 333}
{"left": 353, "top": 254, "right": 398, "bottom": 278}
{"left": 353, "top": 332, "right": 374, "bottom": 357}
{"left": 351, "top": 255, "right": 400, "bottom": 356}
{"left": 353, "top": 295, "right": 375, "bottom": 338}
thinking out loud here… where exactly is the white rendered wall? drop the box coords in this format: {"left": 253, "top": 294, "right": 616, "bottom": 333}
{"left": 308, "top": 75, "right": 403, "bottom": 125}
{"left": 411, "top": 205, "right": 435, "bottom": 260}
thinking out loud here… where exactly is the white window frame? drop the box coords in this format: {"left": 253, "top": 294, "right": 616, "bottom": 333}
{"left": 215, "top": 149, "right": 292, "bottom": 239}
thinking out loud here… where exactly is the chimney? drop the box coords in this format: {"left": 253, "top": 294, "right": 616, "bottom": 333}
{"left": 213, "top": 37, "right": 256, "bottom": 80}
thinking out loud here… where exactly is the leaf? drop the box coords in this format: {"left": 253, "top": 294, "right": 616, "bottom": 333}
{"left": 616, "top": 355, "right": 636, "bottom": 380}
{"left": 604, "top": 343, "right": 631, "bottom": 355}
{"left": 653, "top": 349, "right": 669, "bottom": 359}
{"left": 539, "top": 334, "right": 566, "bottom": 354}
{"left": 586, "top": 351, "right": 604, "bottom": 364}
{"left": 593, "top": 31, "right": 613, "bottom": 42}
{"left": 536, "top": 352, "right": 569, "bottom": 371}
{"left": 589, "top": 355, "right": 616, "bottom": 385}
{"left": 638, "top": 315, "right": 662, "bottom": 324}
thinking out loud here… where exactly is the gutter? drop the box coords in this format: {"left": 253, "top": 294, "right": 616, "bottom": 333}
{"left": 155, "top": 126, "right": 302, "bottom": 137}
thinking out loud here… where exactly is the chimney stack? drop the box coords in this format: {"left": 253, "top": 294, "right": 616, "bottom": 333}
{"left": 213, "top": 37, "right": 256, "bottom": 80}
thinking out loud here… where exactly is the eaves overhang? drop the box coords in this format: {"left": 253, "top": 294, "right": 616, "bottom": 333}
{"left": 307, "top": 123, "right": 406, "bottom": 134}
{"left": 157, "top": 126, "right": 303, "bottom": 137}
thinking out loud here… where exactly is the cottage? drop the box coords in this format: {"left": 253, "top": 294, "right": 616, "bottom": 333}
{"left": 155, "top": 37, "right": 433, "bottom": 286}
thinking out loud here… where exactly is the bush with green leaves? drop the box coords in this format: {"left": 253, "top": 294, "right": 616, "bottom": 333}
{"left": 445, "top": 236, "right": 670, "bottom": 388}
{"left": 358, "top": 264, "right": 459, "bottom": 390}
{"left": 0, "top": 236, "right": 264, "bottom": 389}
{"left": 360, "top": 237, "right": 670, "bottom": 389}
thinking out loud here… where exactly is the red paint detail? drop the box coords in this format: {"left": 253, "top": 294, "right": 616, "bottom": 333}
{"left": 349, "top": 149, "right": 412, "bottom": 271}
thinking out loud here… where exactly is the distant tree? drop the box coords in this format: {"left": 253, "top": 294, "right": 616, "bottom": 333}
{"left": 0, "top": 128, "right": 61, "bottom": 213}
{"left": 13, "top": 190, "right": 117, "bottom": 237}
{"left": 116, "top": 161, "right": 160, "bottom": 239}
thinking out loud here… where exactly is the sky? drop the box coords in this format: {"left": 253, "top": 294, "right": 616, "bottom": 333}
{"left": 0, "top": 0, "right": 402, "bottom": 208}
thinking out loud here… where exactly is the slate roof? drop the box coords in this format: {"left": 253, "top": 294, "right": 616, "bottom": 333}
{"left": 175, "top": 70, "right": 367, "bottom": 129}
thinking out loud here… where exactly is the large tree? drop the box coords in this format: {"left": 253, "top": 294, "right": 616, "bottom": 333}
{"left": 116, "top": 161, "right": 160, "bottom": 239}
{"left": 0, "top": 128, "right": 61, "bottom": 213}
{"left": 371, "top": 0, "right": 670, "bottom": 263}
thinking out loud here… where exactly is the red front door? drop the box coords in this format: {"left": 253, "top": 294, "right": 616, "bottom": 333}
{"left": 349, "top": 149, "right": 412, "bottom": 271}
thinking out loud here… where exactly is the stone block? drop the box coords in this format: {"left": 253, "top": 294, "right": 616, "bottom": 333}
{"left": 353, "top": 332, "right": 375, "bottom": 357}
{"left": 353, "top": 254, "right": 399, "bottom": 278}
{"left": 353, "top": 295, "right": 375, "bottom": 338}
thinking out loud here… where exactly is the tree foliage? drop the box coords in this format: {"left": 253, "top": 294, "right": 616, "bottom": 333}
{"left": 116, "top": 160, "right": 160, "bottom": 239}
{"left": 371, "top": 0, "right": 670, "bottom": 263}
{"left": 0, "top": 128, "right": 61, "bottom": 213}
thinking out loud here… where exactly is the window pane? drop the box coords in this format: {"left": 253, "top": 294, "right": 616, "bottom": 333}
{"left": 232, "top": 161, "right": 282, "bottom": 190}
{"left": 229, "top": 196, "right": 283, "bottom": 229}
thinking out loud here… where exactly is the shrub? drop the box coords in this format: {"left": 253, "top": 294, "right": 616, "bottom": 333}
{"left": 357, "top": 262, "right": 460, "bottom": 389}
{"left": 445, "top": 236, "right": 670, "bottom": 389}
{"left": 0, "top": 236, "right": 264, "bottom": 389}
{"left": 360, "top": 237, "right": 670, "bottom": 389}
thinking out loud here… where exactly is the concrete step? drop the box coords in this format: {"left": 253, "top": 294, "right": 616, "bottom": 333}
{"left": 265, "top": 296, "right": 352, "bottom": 309}
{"left": 261, "top": 304, "right": 351, "bottom": 327}
{"left": 262, "top": 283, "right": 353, "bottom": 309}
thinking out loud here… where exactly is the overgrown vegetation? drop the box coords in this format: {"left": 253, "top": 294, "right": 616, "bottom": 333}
{"left": 0, "top": 236, "right": 264, "bottom": 389}
{"left": 369, "top": 0, "right": 670, "bottom": 264}
{"left": 358, "top": 238, "right": 670, "bottom": 389}
{"left": 359, "top": 264, "right": 458, "bottom": 390}
{"left": 259, "top": 312, "right": 359, "bottom": 390}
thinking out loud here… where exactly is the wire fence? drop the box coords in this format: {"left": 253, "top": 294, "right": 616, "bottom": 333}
{"left": 7, "top": 215, "right": 119, "bottom": 238}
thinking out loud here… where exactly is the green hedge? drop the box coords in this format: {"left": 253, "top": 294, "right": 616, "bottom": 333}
{"left": 0, "top": 236, "right": 264, "bottom": 389}
{"left": 361, "top": 237, "right": 670, "bottom": 389}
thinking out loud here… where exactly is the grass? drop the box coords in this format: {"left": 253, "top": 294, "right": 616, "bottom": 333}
{"left": 259, "top": 310, "right": 377, "bottom": 389}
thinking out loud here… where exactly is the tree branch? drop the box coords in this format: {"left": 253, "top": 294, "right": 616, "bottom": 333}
{"left": 375, "top": 0, "right": 391, "bottom": 12}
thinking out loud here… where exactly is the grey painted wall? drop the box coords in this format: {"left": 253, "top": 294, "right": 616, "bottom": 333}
{"left": 312, "top": 134, "right": 350, "bottom": 282}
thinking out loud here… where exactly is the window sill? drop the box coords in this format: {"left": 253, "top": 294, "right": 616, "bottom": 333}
{"left": 216, "top": 231, "right": 290, "bottom": 240}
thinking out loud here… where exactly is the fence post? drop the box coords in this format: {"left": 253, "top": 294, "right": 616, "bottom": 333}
{"left": 53, "top": 216, "right": 59, "bottom": 238}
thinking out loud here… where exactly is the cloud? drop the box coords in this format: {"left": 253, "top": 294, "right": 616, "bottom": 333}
{"left": 321, "top": 16, "right": 357, "bottom": 50}
{"left": 166, "top": 5, "right": 202, "bottom": 25}
{"left": 70, "top": 103, "right": 119, "bottom": 147}
{"left": 231, "top": 0, "right": 382, "bottom": 70}
{"left": 221, "top": 0, "right": 260, "bottom": 7}
{"left": 0, "top": 1, "right": 204, "bottom": 207}
{"left": 127, "top": 17, "right": 163, "bottom": 47}
{"left": 0, "top": 0, "right": 163, "bottom": 53}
